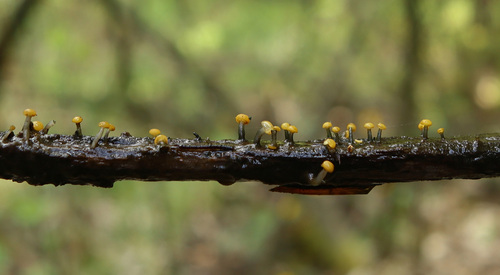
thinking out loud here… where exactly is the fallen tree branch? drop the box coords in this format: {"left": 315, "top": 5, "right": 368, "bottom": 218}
{"left": 1, "top": 130, "right": 499, "bottom": 195}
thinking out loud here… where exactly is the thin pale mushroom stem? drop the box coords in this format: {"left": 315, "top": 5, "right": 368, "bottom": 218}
{"left": 376, "top": 123, "right": 386, "bottom": 142}
{"left": 309, "top": 160, "right": 334, "bottom": 186}
{"left": 90, "top": 122, "right": 110, "bottom": 149}
{"left": 281, "top": 123, "right": 291, "bottom": 142}
{"left": 347, "top": 123, "right": 356, "bottom": 144}
{"left": 323, "top": 122, "right": 333, "bottom": 139}
{"left": 420, "top": 119, "right": 432, "bottom": 140}
{"left": 287, "top": 125, "right": 298, "bottom": 144}
{"left": 1, "top": 125, "right": 15, "bottom": 142}
{"left": 238, "top": 122, "right": 245, "bottom": 140}
{"left": 253, "top": 128, "right": 266, "bottom": 146}
{"left": 235, "top": 114, "right": 251, "bottom": 141}
{"left": 364, "top": 123, "right": 374, "bottom": 141}
{"left": 268, "top": 126, "right": 281, "bottom": 150}
{"left": 438, "top": 128, "right": 445, "bottom": 140}
{"left": 254, "top": 121, "right": 273, "bottom": 148}
{"left": 72, "top": 116, "right": 83, "bottom": 138}
{"left": 90, "top": 128, "right": 105, "bottom": 148}
{"left": 332, "top": 126, "right": 341, "bottom": 144}
{"left": 103, "top": 125, "right": 115, "bottom": 142}
{"left": 22, "top": 109, "right": 37, "bottom": 142}
{"left": 41, "top": 120, "right": 56, "bottom": 135}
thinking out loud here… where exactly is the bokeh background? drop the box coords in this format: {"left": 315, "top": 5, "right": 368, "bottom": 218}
{"left": 1, "top": 0, "right": 500, "bottom": 274}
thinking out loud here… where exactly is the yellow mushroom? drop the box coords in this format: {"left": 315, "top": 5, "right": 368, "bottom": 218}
{"left": 72, "top": 116, "right": 83, "bottom": 137}
{"left": 323, "top": 138, "right": 336, "bottom": 154}
{"left": 154, "top": 134, "right": 168, "bottom": 145}
{"left": 437, "top": 128, "right": 445, "bottom": 140}
{"left": 287, "top": 125, "right": 298, "bottom": 144}
{"left": 310, "top": 160, "right": 334, "bottom": 186}
{"left": 347, "top": 123, "right": 356, "bottom": 144}
{"left": 267, "top": 126, "right": 281, "bottom": 150}
{"left": 331, "top": 126, "right": 341, "bottom": 143}
{"left": 254, "top": 120, "right": 273, "bottom": 147}
{"left": 281, "top": 122, "right": 291, "bottom": 142}
{"left": 103, "top": 124, "right": 116, "bottom": 141}
{"left": 1, "top": 125, "right": 15, "bottom": 143}
{"left": 376, "top": 123, "right": 386, "bottom": 142}
{"left": 32, "top": 121, "right": 44, "bottom": 132}
{"left": 322, "top": 122, "right": 333, "bottom": 139}
{"left": 420, "top": 119, "right": 432, "bottom": 139}
{"left": 149, "top": 128, "right": 161, "bottom": 138}
{"left": 363, "top": 122, "right": 374, "bottom": 141}
{"left": 235, "top": 114, "right": 251, "bottom": 141}
{"left": 22, "top": 108, "right": 37, "bottom": 142}
{"left": 91, "top": 121, "right": 111, "bottom": 149}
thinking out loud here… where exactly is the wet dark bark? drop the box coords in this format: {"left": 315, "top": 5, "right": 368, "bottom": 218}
{"left": 1, "top": 131, "right": 499, "bottom": 195}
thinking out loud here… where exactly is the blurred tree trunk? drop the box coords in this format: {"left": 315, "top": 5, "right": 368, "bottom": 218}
{"left": 0, "top": 0, "right": 41, "bottom": 91}
{"left": 399, "top": 0, "right": 422, "bottom": 131}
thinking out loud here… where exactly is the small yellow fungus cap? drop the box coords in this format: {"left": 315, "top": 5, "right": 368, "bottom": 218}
{"left": 108, "top": 125, "right": 116, "bottom": 131}
{"left": 261, "top": 121, "right": 274, "bottom": 135}
{"left": 437, "top": 128, "right": 444, "bottom": 135}
{"left": 9, "top": 125, "right": 15, "bottom": 131}
{"left": 377, "top": 123, "right": 387, "bottom": 130}
{"left": 32, "top": 121, "right": 44, "bottom": 131}
{"left": 323, "top": 138, "right": 336, "bottom": 149}
{"left": 363, "top": 122, "right": 374, "bottom": 129}
{"left": 331, "top": 126, "right": 341, "bottom": 133}
{"left": 154, "top": 134, "right": 168, "bottom": 145}
{"left": 347, "top": 123, "right": 356, "bottom": 132}
{"left": 23, "top": 109, "right": 37, "bottom": 117}
{"left": 322, "top": 122, "right": 332, "bottom": 129}
{"left": 272, "top": 126, "right": 281, "bottom": 132}
{"left": 321, "top": 160, "right": 334, "bottom": 173}
{"left": 281, "top": 122, "right": 290, "bottom": 130}
{"left": 72, "top": 116, "right": 83, "bottom": 124}
{"left": 420, "top": 119, "right": 432, "bottom": 127}
{"left": 235, "top": 114, "right": 250, "bottom": 125}
{"left": 261, "top": 121, "right": 273, "bottom": 129}
{"left": 287, "top": 125, "right": 298, "bottom": 134}
{"left": 98, "top": 121, "right": 111, "bottom": 128}
{"left": 149, "top": 128, "right": 161, "bottom": 137}
{"left": 418, "top": 123, "right": 424, "bottom": 131}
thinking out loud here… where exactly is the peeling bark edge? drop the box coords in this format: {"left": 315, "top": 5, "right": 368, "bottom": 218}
{"left": 1, "top": 132, "right": 499, "bottom": 195}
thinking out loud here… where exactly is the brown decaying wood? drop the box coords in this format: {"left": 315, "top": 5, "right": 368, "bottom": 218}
{"left": 0, "top": 131, "right": 499, "bottom": 195}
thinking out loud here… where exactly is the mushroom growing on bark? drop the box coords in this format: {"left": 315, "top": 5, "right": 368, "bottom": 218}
{"left": 309, "top": 160, "right": 334, "bottom": 186}
{"left": 235, "top": 114, "right": 251, "bottom": 141}
{"left": 254, "top": 121, "right": 273, "bottom": 147}
{"left": 22, "top": 108, "right": 37, "bottom": 142}
{"left": 91, "top": 121, "right": 111, "bottom": 148}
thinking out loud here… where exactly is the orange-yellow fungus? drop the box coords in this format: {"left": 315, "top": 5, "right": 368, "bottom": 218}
{"left": 310, "top": 160, "right": 334, "bottom": 186}
{"left": 32, "top": 121, "right": 44, "bottom": 132}
{"left": 154, "top": 134, "right": 168, "bottom": 145}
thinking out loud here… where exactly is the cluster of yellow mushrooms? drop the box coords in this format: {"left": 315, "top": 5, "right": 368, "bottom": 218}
{"left": 0, "top": 109, "right": 446, "bottom": 186}
{"left": 232, "top": 114, "right": 445, "bottom": 186}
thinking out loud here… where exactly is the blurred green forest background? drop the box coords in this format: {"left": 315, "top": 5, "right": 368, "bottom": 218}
{"left": 1, "top": 0, "right": 500, "bottom": 274}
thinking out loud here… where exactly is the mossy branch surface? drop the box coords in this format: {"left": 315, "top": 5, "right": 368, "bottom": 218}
{"left": 1, "top": 132, "right": 499, "bottom": 195}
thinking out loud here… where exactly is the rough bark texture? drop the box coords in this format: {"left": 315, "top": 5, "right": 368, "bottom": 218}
{"left": 1, "top": 131, "right": 499, "bottom": 195}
